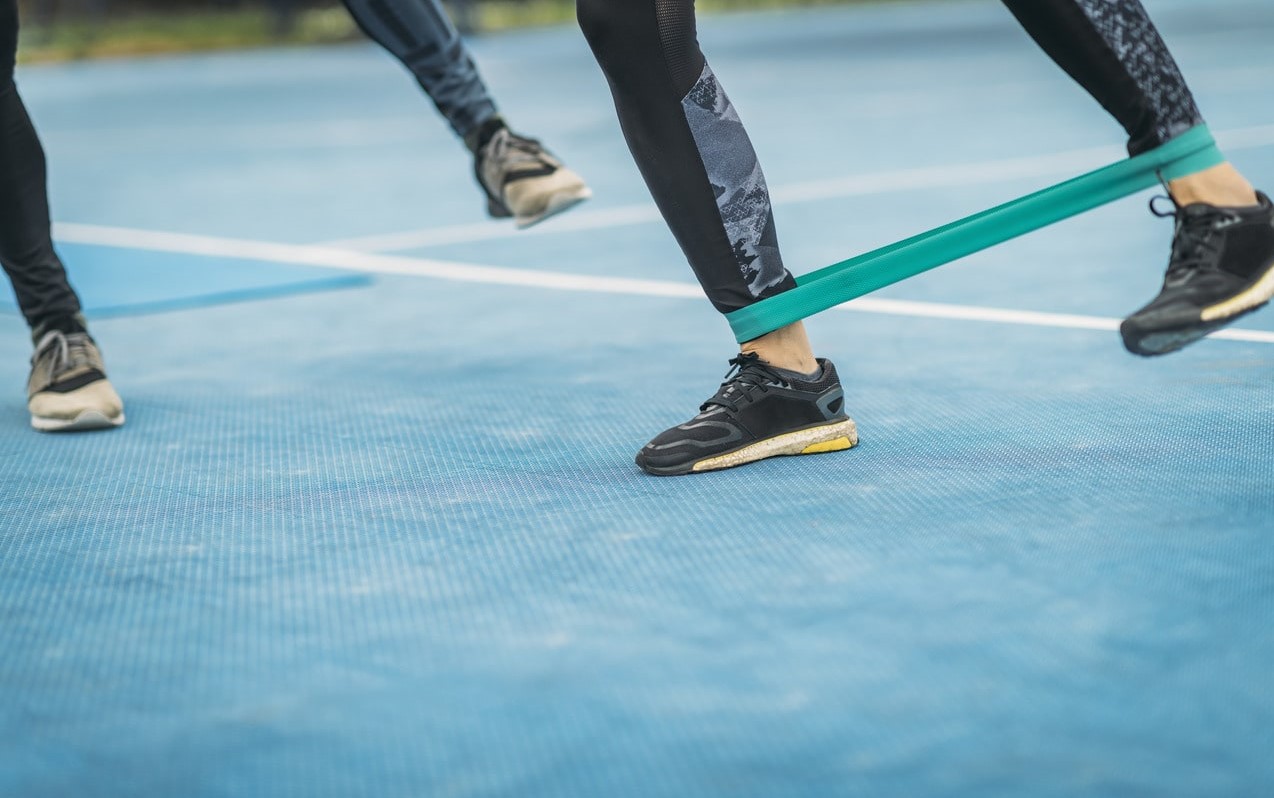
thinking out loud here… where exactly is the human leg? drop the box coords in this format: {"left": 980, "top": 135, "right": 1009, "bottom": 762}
{"left": 0, "top": 0, "right": 123, "bottom": 430}
{"left": 340, "top": 0, "right": 590, "bottom": 226}
{"left": 0, "top": 0, "right": 82, "bottom": 337}
{"left": 578, "top": 0, "right": 816, "bottom": 364}
{"left": 1002, "top": 0, "right": 1273, "bottom": 354}
{"left": 340, "top": 0, "right": 495, "bottom": 138}
{"left": 1003, "top": 0, "right": 1256, "bottom": 203}
{"left": 578, "top": 0, "right": 854, "bottom": 474}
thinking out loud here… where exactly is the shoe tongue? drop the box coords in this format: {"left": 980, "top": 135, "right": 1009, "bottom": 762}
{"left": 1181, "top": 198, "right": 1263, "bottom": 220}
{"left": 1177, "top": 204, "right": 1240, "bottom": 235}
{"left": 1180, "top": 202, "right": 1229, "bottom": 221}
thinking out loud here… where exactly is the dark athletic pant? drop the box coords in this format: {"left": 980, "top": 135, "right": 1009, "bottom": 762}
{"left": 1, "top": 0, "right": 496, "bottom": 337}
{"left": 341, "top": 0, "right": 497, "bottom": 140}
{"left": 578, "top": 0, "right": 1206, "bottom": 318}
{"left": 1, "top": 0, "right": 83, "bottom": 336}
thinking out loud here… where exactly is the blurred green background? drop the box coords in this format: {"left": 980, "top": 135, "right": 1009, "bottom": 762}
{"left": 15, "top": 0, "right": 874, "bottom": 62}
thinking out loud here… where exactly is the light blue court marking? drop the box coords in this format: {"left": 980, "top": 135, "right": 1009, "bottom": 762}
{"left": 0, "top": 243, "right": 371, "bottom": 318}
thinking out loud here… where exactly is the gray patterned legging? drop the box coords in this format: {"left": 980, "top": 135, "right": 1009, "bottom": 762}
{"left": 578, "top": 0, "right": 1205, "bottom": 319}
{"left": 342, "top": 0, "right": 497, "bottom": 139}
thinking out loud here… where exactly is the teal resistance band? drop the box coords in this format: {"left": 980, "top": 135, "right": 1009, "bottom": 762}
{"left": 726, "top": 125, "right": 1225, "bottom": 343}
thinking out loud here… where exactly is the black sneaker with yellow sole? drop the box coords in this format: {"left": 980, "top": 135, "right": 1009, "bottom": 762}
{"left": 636, "top": 353, "right": 857, "bottom": 476}
{"left": 1121, "top": 192, "right": 1274, "bottom": 356}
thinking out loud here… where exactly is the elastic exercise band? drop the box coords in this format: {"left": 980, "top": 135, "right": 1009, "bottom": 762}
{"left": 726, "top": 125, "right": 1224, "bottom": 343}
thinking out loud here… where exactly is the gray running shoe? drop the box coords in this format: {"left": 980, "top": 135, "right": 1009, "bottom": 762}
{"left": 474, "top": 125, "right": 591, "bottom": 228}
{"left": 27, "top": 330, "right": 125, "bottom": 432}
{"left": 636, "top": 353, "right": 857, "bottom": 476}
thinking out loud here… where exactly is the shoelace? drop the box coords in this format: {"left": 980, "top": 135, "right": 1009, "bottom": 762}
{"left": 484, "top": 128, "right": 550, "bottom": 173}
{"left": 32, "top": 331, "right": 94, "bottom": 380}
{"left": 701, "top": 353, "right": 790, "bottom": 414}
{"left": 1150, "top": 195, "right": 1239, "bottom": 278}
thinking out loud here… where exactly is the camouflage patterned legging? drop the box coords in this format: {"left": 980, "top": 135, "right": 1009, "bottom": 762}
{"left": 342, "top": 0, "right": 498, "bottom": 139}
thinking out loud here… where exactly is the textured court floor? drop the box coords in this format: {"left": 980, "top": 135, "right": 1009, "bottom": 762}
{"left": 2, "top": 1, "right": 1273, "bottom": 795}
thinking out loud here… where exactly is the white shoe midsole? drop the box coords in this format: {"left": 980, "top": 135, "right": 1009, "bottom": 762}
{"left": 31, "top": 409, "right": 126, "bottom": 432}
{"left": 1201, "top": 265, "right": 1274, "bottom": 322}
{"left": 691, "top": 418, "right": 858, "bottom": 473}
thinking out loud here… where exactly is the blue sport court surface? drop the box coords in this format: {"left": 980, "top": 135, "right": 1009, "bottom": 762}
{"left": 2, "top": 1, "right": 1273, "bottom": 795}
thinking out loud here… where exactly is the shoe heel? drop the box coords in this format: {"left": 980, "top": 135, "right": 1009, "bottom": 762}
{"left": 801, "top": 436, "right": 854, "bottom": 455}
{"left": 486, "top": 195, "right": 512, "bottom": 219}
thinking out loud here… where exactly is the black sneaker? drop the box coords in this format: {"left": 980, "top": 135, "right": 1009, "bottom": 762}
{"left": 1121, "top": 192, "right": 1274, "bottom": 356}
{"left": 636, "top": 353, "right": 857, "bottom": 476}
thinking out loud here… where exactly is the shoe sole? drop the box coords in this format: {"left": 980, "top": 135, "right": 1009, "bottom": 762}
{"left": 1122, "top": 263, "right": 1274, "bottom": 356}
{"left": 639, "top": 418, "right": 858, "bottom": 476}
{"left": 31, "top": 409, "right": 126, "bottom": 433}
{"left": 514, "top": 185, "right": 593, "bottom": 230}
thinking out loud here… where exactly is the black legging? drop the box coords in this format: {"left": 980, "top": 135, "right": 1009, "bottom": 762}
{"left": 578, "top": 0, "right": 1205, "bottom": 318}
{"left": 0, "top": 0, "right": 83, "bottom": 336}
{"left": 4, "top": 0, "right": 499, "bottom": 338}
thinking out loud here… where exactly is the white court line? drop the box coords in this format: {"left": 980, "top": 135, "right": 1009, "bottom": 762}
{"left": 51, "top": 222, "right": 1274, "bottom": 345}
{"left": 316, "top": 123, "right": 1274, "bottom": 253}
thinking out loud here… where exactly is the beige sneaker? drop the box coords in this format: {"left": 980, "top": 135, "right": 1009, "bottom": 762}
{"left": 27, "top": 331, "right": 125, "bottom": 432}
{"left": 475, "top": 126, "right": 591, "bottom": 229}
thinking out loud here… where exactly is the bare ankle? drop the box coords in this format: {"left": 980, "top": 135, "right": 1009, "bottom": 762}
{"left": 1168, "top": 163, "right": 1259, "bottom": 208}
{"left": 740, "top": 322, "right": 819, "bottom": 374}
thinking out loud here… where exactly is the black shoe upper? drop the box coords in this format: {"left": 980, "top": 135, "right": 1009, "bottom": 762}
{"left": 636, "top": 354, "right": 847, "bottom": 474}
{"left": 1122, "top": 191, "right": 1274, "bottom": 354}
{"left": 1169, "top": 190, "right": 1271, "bottom": 272}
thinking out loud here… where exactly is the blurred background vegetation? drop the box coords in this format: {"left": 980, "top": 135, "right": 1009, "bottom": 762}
{"left": 16, "top": 0, "right": 870, "bottom": 62}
